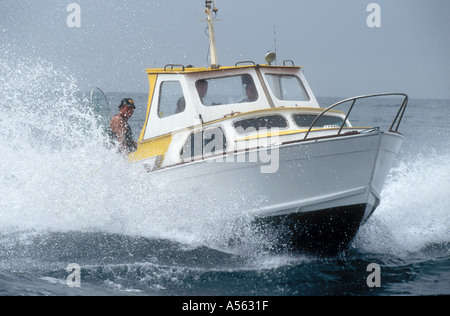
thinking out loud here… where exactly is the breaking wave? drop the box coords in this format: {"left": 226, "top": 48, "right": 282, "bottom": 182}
{"left": 355, "top": 150, "right": 450, "bottom": 256}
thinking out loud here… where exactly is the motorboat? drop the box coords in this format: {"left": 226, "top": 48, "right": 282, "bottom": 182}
{"left": 123, "top": 1, "right": 408, "bottom": 255}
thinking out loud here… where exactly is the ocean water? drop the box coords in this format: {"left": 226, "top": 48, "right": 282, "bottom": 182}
{"left": 0, "top": 54, "right": 449, "bottom": 298}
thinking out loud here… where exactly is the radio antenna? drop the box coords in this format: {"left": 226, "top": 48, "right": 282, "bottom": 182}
{"left": 273, "top": 25, "right": 277, "bottom": 65}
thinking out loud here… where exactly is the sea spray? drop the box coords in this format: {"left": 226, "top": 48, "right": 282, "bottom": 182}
{"left": 0, "top": 54, "right": 122, "bottom": 232}
{"left": 0, "top": 54, "right": 268, "bottom": 254}
{"left": 354, "top": 150, "right": 450, "bottom": 256}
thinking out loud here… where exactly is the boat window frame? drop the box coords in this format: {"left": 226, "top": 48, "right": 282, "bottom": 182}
{"left": 233, "top": 114, "right": 290, "bottom": 135}
{"left": 157, "top": 80, "right": 186, "bottom": 118}
{"left": 264, "top": 73, "right": 310, "bottom": 102}
{"left": 291, "top": 113, "right": 348, "bottom": 129}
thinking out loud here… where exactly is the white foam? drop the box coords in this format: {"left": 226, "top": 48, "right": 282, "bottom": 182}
{"left": 355, "top": 151, "right": 450, "bottom": 256}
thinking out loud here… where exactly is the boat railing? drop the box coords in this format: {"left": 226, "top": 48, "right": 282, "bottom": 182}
{"left": 164, "top": 64, "right": 186, "bottom": 71}
{"left": 303, "top": 93, "right": 409, "bottom": 140}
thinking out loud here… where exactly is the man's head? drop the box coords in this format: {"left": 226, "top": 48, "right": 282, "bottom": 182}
{"left": 241, "top": 75, "right": 258, "bottom": 102}
{"left": 119, "top": 98, "right": 136, "bottom": 118}
{"left": 196, "top": 80, "right": 208, "bottom": 98}
{"left": 245, "top": 82, "right": 258, "bottom": 102}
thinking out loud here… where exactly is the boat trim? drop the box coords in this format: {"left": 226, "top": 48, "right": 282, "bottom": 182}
{"left": 234, "top": 127, "right": 371, "bottom": 142}
{"left": 146, "top": 64, "right": 302, "bottom": 75}
{"left": 138, "top": 73, "right": 158, "bottom": 142}
{"left": 255, "top": 186, "right": 368, "bottom": 218}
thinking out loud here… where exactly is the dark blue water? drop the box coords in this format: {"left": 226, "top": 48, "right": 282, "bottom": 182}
{"left": 0, "top": 55, "right": 449, "bottom": 297}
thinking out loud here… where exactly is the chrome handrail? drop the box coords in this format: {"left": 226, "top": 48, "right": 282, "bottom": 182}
{"left": 303, "top": 93, "right": 409, "bottom": 140}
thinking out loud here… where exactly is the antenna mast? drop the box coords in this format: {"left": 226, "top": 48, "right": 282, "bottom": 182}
{"left": 204, "top": 0, "right": 219, "bottom": 69}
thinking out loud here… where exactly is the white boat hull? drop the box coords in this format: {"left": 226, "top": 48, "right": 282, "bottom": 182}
{"left": 142, "top": 129, "right": 403, "bottom": 255}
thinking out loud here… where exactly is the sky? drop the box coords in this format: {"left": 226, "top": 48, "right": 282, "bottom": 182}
{"left": 1, "top": 0, "right": 449, "bottom": 99}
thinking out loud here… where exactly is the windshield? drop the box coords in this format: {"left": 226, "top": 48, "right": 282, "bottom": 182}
{"left": 197, "top": 74, "right": 259, "bottom": 106}
{"left": 265, "top": 74, "right": 309, "bottom": 101}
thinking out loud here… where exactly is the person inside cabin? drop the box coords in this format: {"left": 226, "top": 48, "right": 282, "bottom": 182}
{"left": 109, "top": 98, "right": 137, "bottom": 154}
{"left": 196, "top": 79, "right": 208, "bottom": 102}
{"left": 240, "top": 76, "right": 258, "bottom": 103}
{"left": 175, "top": 79, "right": 209, "bottom": 113}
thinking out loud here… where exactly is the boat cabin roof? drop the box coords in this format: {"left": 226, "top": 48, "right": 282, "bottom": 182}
{"left": 147, "top": 63, "right": 299, "bottom": 74}
{"left": 141, "top": 64, "right": 320, "bottom": 140}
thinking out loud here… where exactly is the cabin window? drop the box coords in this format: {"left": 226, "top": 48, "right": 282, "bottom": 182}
{"left": 180, "top": 127, "right": 227, "bottom": 161}
{"left": 265, "top": 74, "right": 310, "bottom": 101}
{"left": 293, "top": 114, "right": 346, "bottom": 129}
{"left": 197, "top": 74, "right": 259, "bottom": 106}
{"left": 234, "top": 115, "right": 288, "bottom": 134}
{"left": 158, "top": 81, "right": 185, "bottom": 118}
